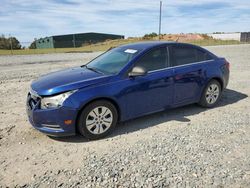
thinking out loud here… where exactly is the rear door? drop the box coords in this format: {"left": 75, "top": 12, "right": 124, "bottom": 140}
{"left": 170, "top": 44, "right": 213, "bottom": 105}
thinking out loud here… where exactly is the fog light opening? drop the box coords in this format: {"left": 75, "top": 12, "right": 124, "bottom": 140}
{"left": 64, "top": 120, "right": 72, "bottom": 125}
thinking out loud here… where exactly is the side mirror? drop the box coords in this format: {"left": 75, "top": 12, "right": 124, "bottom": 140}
{"left": 128, "top": 66, "right": 147, "bottom": 77}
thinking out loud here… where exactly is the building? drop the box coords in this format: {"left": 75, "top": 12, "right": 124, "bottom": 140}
{"left": 240, "top": 32, "right": 250, "bottom": 42}
{"left": 36, "top": 32, "right": 124, "bottom": 49}
{"left": 207, "top": 32, "right": 250, "bottom": 42}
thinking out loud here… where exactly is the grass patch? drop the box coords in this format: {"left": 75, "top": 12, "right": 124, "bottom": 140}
{"left": 0, "top": 48, "right": 96, "bottom": 55}
{"left": 188, "top": 39, "right": 242, "bottom": 46}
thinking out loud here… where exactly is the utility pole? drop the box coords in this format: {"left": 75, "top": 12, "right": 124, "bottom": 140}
{"left": 9, "top": 34, "right": 13, "bottom": 55}
{"left": 73, "top": 34, "right": 76, "bottom": 48}
{"left": 158, "top": 1, "right": 162, "bottom": 40}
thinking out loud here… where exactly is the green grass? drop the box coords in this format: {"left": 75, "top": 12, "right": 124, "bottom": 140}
{"left": 188, "top": 39, "right": 243, "bottom": 46}
{"left": 0, "top": 38, "right": 248, "bottom": 55}
{"left": 0, "top": 48, "right": 95, "bottom": 55}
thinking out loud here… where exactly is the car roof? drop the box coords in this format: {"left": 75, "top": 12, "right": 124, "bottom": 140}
{"left": 118, "top": 41, "right": 174, "bottom": 49}
{"left": 117, "top": 41, "right": 217, "bottom": 57}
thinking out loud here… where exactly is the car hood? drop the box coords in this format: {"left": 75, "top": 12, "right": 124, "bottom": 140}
{"left": 31, "top": 67, "right": 111, "bottom": 96}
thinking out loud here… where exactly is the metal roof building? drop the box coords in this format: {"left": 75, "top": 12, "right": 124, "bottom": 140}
{"left": 207, "top": 32, "right": 250, "bottom": 42}
{"left": 36, "top": 32, "right": 124, "bottom": 49}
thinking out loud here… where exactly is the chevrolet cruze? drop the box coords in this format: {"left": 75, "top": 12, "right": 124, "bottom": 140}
{"left": 26, "top": 42, "right": 230, "bottom": 139}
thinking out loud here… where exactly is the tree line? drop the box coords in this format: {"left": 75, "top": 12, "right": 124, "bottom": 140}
{"left": 0, "top": 32, "right": 164, "bottom": 50}
{"left": 0, "top": 35, "right": 22, "bottom": 50}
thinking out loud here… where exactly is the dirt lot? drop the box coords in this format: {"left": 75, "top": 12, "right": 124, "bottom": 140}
{"left": 0, "top": 45, "right": 249, "bottom": 187}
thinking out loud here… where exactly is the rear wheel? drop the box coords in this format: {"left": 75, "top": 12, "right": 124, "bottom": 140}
{"left": 77, "top": 100, "right": 118, "bottom": 140}
{"left": 199, "top": 79, "right": 222, "bottom": 108}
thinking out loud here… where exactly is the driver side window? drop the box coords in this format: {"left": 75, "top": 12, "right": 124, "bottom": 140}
{"left": 135, "top": 47, "right": 168, "bottom": 72}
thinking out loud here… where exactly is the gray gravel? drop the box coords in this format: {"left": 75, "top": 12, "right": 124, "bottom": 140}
{"left": 0, "top": 44, "right": 249, "bottom": 187}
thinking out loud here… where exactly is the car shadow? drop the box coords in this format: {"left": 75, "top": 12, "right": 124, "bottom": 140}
{"left": 51, "top": 89, "right": 248, "bottom": 143}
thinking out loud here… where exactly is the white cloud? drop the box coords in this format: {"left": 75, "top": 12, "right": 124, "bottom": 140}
{"left": 0, "top": 0, "right": 249, "bottom": 43}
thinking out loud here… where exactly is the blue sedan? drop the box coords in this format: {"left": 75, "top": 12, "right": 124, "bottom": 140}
{"left": 26, "top": 42, "right": 230, "bottom": 139}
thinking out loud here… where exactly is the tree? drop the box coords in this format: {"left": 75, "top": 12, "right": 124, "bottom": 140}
{"left": 8, "top": 37, "right": 21, "bottom": 49}
{"left": 0, "top": 35, "right": 8, "bottom": 49}
{"left": 143, "top": 32, "right": 158, "bottom": 39}
{"left": 29, "top": 40, "right": 36, "bottom": 49}
{"left": 0, "top": 35, "right": 22, "bottom": 49}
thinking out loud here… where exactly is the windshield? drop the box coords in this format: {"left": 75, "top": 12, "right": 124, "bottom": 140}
{"left": 86, "top": 47, "right": 140, "bottom": 74}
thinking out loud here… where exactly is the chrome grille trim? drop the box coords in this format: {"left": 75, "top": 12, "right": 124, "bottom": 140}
{"left": 41, "top": 124, "right": 62, "bottom": 130}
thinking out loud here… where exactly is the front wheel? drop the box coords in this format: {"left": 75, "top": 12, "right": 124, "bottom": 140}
{"left": 199, "top": 79, "right": 222, "bottom": 108}
{"left": 77, "top": 100, "right": 118, "bottom": 140}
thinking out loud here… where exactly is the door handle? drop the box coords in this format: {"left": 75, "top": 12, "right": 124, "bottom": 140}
{"left": 166, "top": 77, "right": 173, "bottom": 81}
{"left": 197, "top": 69, "right": 203, "bottom": 75}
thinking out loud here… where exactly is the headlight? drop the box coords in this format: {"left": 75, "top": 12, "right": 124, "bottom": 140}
{"left": 40, "top": 90, "right": 76, "bottom": 109}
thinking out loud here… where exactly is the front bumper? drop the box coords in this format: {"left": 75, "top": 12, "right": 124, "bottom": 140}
{"left": 26, "top": 94, "right": 77, "bottom": 136}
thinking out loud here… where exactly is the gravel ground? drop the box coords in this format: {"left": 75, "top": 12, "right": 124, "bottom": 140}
{"left": 0, "top": 45, "right": 249, "bottom": 187}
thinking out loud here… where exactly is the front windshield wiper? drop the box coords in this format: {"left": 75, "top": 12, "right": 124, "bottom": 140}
{"left": 82, "top": 65, "right": 104, "bottom": 74}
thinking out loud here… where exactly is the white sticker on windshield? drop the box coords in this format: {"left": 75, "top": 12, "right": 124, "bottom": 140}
{"left": 124, "top": 49, "right": 138, "bottom": 54}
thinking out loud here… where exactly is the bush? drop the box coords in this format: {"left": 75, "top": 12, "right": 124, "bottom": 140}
{"left": 143, "top": 32, "right": 158, "bottom": 39}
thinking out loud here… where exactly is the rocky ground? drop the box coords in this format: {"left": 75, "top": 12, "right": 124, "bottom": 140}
{"left": 0, "top": 45, "right": 249, "bottom": 187}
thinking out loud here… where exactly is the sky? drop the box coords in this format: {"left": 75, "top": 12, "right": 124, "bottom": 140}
{"left": 0, "top": 0, "right": 250, "bottom": 43}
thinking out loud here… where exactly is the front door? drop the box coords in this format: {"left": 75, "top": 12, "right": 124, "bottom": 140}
{"left": 120, "top": 46, "right": 174, "bottom": 120}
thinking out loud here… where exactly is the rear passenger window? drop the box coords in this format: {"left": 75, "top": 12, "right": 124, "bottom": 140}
{"left": 196, "top": 49, "right": 213, "bottom": 61}
{"left": 135, "top": 47, "right": 168, "bottom": 72}
{"left": 172, "top": 46, "right": 196, "bottom": 66}
{"left": 172, "top": 45, "right": 213, "bottom": 66}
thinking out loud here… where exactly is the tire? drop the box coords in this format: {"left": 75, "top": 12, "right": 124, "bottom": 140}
{"left": 198, "top": 79, "right": 222, "bottom": 108}
{"left": 77, "top": 100, "right": 118, "bottom": 140}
